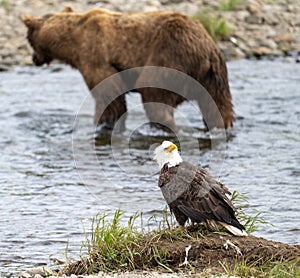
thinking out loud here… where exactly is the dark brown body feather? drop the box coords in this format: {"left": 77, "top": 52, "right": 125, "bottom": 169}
{"left": 158, "top": 161, "right": 245, "bottom": 231}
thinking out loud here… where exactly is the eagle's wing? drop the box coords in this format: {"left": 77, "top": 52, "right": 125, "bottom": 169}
{"left": 199, "top": 167, "right": 236, "bottom": 212}
{"left": 179, "top": 165, "right": 245, "bottom": 231}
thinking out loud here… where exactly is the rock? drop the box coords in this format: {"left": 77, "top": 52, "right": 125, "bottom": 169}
{"left": 27, "top": 267, "right": 46, "bottom": 276}
{"left": 245, "top": 14, "right": 264, "bottom": 24}
{"left": 0, "top": 64, "right": 10, "bottom": 71}
{"left": 160, "top": 0, "right": 185, "bottom": 4}
{"left": 245, "top": 38, "right": 259, "bottom": 49}
{"left": 293, "top": 43, "right": 300, "bottom": 52}
{"left": 218, "top": 42, "right": 246, "bottom": 60}
{"left": 143, "top": 6, "right": 160, "bottom": 12}
{"left": 18, "top": 272, "right": 32, "bottom": 278}
{"left": 235, "top": 40, "right": 251, "bottom": 54}
{"left": 264, "top": 28, "right": 277, "bottom": 38}
{"left": 246, "top": 2, "right": 261, "bottom": 14}
{"left": 234, "top": 10, "right": 251, "bottom": 21}
{"left": 259, "top": 39, "right": 278, "bottom": 50}
{"left": 18, "top": 266, "right": 54, "bottom": 278}
{"left": 273, "top": 34, "right": 293, "bottom": 44}
{"left": 87, "top": 0, "right": 108, "bottom": 4}
{"left": 253, "top": 47, "right": 271, "bottom": 57}
{"left": 170, "top": 2, "right": 199, "bottom": 16}
{"left": 252, "top": 46, "right": 280, "bottom": 57}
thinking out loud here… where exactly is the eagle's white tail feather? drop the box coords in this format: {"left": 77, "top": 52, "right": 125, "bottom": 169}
{"left": 220, "top": 222, "right": 248, "bottom": 237}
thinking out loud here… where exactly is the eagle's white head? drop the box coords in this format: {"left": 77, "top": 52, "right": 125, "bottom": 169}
{"left": 153, "top": 140, "right": 183, "bottom": 170}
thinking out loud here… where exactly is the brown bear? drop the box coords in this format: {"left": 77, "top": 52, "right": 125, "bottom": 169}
{"left": 21, "top": 6, "right": 234, "bottom": 132}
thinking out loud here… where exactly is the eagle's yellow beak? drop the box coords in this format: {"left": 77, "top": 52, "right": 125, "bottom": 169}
{"left": 165, "top": 143, "right": 177, "bottom": 153}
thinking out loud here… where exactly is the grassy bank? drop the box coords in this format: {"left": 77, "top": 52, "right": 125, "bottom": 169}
{"left": 61, "top": 194, "right": 300, "bottom": 277}
{"left": 191, "top": 0, "right": 245, "bottom": 41}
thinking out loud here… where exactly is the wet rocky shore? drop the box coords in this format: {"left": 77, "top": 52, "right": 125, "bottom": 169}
{"left": 1, "top": 0, "right": 300, "bottom": 70}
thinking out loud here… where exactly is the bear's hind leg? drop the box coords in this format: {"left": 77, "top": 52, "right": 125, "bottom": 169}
{"left": 140, "top": 89, "right": 178, "bottom": 132}
{"left": 196, "top": 93, "right": 233, "bottom": 130}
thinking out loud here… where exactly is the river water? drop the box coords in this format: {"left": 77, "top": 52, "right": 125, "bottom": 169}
{"left": 0, "top": 59, "right": 299, "bottom": 276}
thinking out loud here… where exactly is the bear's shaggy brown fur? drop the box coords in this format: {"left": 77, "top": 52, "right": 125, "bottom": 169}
{"left": 21, "top": 6, "right": 233, "bottom": 132}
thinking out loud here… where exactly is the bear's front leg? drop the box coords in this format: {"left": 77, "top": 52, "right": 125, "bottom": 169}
{"left": 94, "top": 94, "right": 127, "bottom": 134}
{"left": 84, "top": 66, "right": 128, "bottom": 135}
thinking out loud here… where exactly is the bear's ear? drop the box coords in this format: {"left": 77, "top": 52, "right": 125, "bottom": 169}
{"left": 20, "top": 14, "right": 41, "bottom": 29}
{"left": 61, "top": 5, "right": 75, "bottom": 13}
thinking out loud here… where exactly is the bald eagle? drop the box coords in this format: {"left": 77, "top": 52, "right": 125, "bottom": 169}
{"left": 153, "top": 140, "right": 248, "bottom": 236}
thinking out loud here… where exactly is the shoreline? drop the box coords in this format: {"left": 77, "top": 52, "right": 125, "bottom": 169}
{"left": 16, "top": 209, "right": 300, "bottom": 278}
{"left": 0, "top": 0, "right": 300, "bottom": 70}
{"left": 18, "top": 233, "right": 300, "bottom": 278}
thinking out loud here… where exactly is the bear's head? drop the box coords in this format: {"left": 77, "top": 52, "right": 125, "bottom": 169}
{"left": 21, "top": 6, "right": 75, "bottom": 66}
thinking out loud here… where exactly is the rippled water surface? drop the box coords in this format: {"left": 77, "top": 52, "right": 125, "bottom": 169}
{"left": 0, "top": 59, "right": 299, "bottom": 275}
